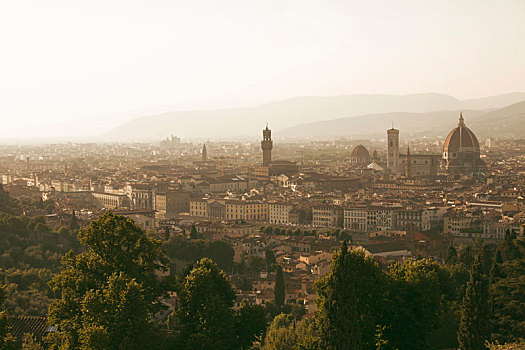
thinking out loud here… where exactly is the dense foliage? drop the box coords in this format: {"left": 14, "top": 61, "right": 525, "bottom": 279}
{"left": 0, "top": 285, "right": 16, "bottom": 350}
{"left": 175, "top": 258, "right": 266, "bottom": 349}
{"left": 489, "top": 231, "right": 525, "bottom": 343}
{"left": 315, "top": 242, "right": 385, "bottom": 349}
{"left": 0, "top": 190, "right": 76, "bottom": 317}
{"left": 163, "top": 235, "right": 234, "bottom": 271}
{"left": 458, "top": 257, "right": 490, "bottom": 349}
{"left": 2, "top": 185, "right": 525, "bottom": 349}
{"left": 46, "top": 212, "right": 170, "bottom": 350}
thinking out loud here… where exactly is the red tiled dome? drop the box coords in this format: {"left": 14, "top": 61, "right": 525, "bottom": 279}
{"left": 351, "top": 145, "right": 370, "bottom": 159}
{"left": 443, "top": 113, "right": 480, "bottom": 152}
{"left": 442, "top": 113, "right": 486, "bottom": 174}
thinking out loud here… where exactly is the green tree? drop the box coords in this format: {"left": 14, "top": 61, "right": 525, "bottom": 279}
{"left": 0, "top": 185, "right": 13, "bottom": 213}
{"left": 289, "top": 300, "right": 306, "bottom": 321}
{"left": 77, "top": 273, "right": 155, "bottom": 349}
{"left": 446, "top": 245, "right": 458, "bottom": 264}
{"left": 21, "top": 333, "right": 44, "bottom": 350}
{"left": 247, "top": 255, "right": 266, "bottom": 275}
{"left": 294, "top": 317, "right": 321, "bottom": 350}
{"left": 263, "top": 314, "right": 320, "bottom": 350}
{"left": 274, "top": 265, "right": 285, "bottom": 310}
{"left": 189, "top": 224, "right": 198, "bottom": 239}
{"left": 57, "top": 226, "right": 70, "bottom": 236}
{"left": 498, "top": 230, "right": 521, "bottom": 261}
{"left": 239, "top": 276, "right": 251, "bottom": 291}
{"left": 204, "top": 240, "right": 234, "bottom": 271}
{"left": 0, "top": 285, "right": 16, "bottom": 350}
{"left": 263, "top": 313, "right": 296, "bottom": 350}
{"left": 69, "top": 210, "right": 79, "bottom": 231}
{"left": 479, "top": 243, "right": 497, "bottom": 276}
{"left": 486, "top": 341, "right": 525, "bottom": 350}
{"left": 385, "top": 259, "right": 446, "bottom": 350}
{"left": 177, "top": 258, "right": 236, "bottom": 349}
{"left": 34, "top": 223, "right": 49, "bottom": 234}
{"left": 298, "top": 208, "right": 313, "bottom": 225}
{"left": 314, "top": 242, "right": 384, "bottom": 349}
{"left": 458, "top": 257, "right": 490, "bottom": 350}
{"left": 265, "top": 249, "right": 277, "bottom": 272}
{"left": 44, "top": 201, "right": 55, "bottom": 214}
{"left": 47, "top": 211, "right": 169, "bottom": 350}
{"left": 460, "top": 246, "right": 474, "bottom": 268}
{"left": 163, "top": 235, "right": 234, "bottom": 271}
{"left": 263, "top": 226, "right": 273, "bottom": 235}
{"left": 490, "top": 250, "right": 505, "bottom": 285}
{"left": 235, "top": 301, "right": 267, "bottom": 349}
{"left": 489, "top": 235, "right": 525, "bottom": 343}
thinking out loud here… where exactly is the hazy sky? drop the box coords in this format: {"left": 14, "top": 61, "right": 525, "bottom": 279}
{"left": 1, "top": 0, "right": 524, "bottom": 139}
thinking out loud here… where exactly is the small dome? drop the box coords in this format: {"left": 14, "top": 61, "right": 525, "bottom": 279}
{"left": 350, "top": 145, "right": 370, "bottom": 165}
{"left": 351, "top": 145, "right": 370, "bottom": 159}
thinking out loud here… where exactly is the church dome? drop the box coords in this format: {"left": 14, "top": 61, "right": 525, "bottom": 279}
{"left": 351, "top": 145, "right": 370, "bottom": 158}
{"left": 442, "top": 113, "right": 485, "bottom": 174}
{"left": 443, "top": 113, "right": 480, "bottom": 153}
{"left": 350, "top": 145, "right": 370, "bottom": 164}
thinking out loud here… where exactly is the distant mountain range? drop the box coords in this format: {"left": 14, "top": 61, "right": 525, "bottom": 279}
{"left": 102, "top": 92, "right": 525, "bottom": 141}
{"left": 280, "top": 101, "right": 525, "bottom": 139}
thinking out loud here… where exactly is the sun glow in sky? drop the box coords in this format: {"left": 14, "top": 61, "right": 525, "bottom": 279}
{"left": 0, "top": 0, "right": 524, "bottom": 139}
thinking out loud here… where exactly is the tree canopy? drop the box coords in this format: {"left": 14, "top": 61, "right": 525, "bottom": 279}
{"left": 314, "top": 242, "right": 384, "bottom": 349}
{"left": 46, "top": 211, "right": 169, "bottom": 350}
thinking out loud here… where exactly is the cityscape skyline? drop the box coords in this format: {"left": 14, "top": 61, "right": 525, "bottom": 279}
{"left": 1, "top": 1, "right": 525, "bottom": 348}
{"left": 1, "top": 0, "right": 525, "bottom": 139}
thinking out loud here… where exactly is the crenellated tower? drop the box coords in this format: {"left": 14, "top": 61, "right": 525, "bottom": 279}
{"left": 261, "top": 124, "right": 273, "bottom": 166}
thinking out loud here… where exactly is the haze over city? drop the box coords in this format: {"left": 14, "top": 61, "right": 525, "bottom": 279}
{"left": 1, "top": 0, "right": 524, "bottom": 140}
{"left": 1, "top": 2, "right": 525, "bottom": 349}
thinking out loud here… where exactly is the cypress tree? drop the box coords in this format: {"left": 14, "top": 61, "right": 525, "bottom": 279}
{"left": 489, "top": 250, "right": 505, "bottom": 283}
{"left": 460, "top": 245, "right": 474, "bottom": 268}
{"left": 446, "top": 245, "right": 458, "bottom": 265}
{"left": 274, "top": 264, "right": 285, "bottom": 310}
{"left": 314, "top": 241, "right": 384, "bottom": 349}
{"left": 499, "top": 230, "right": 521, "bottom": 261}
{"left": 265, "top": 249, "right": 277, "bottom": 272}
{"left": 458, "top": 257, "right": 490, "bottom": 350}
{"left": 190, "top": 224, "right": 198, "bottom": 239}
{"left": 69, "top": 209, "right": 80, "bottom": 231}
{"left": 479, "top": 244, "right": 496, "bottom": 276}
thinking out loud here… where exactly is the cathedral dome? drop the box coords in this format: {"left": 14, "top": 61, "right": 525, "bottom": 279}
{"left": 443, "top": 113, "right": 480, "bottom": 152}
{"left": 350, "top": 145, "right": 370, "bottom": 164}
{"left": 442, "top": 113, "right": 485, "bottom": 174}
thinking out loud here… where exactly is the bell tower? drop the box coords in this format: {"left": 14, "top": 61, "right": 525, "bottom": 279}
{"left": 261, "top": 124, "right": 273, "bottom": 166}
{"left": 405, "top": 145, "right": 411, "bottom": 177}
{"left": 201, "top": 143, "right": 208, "bottom": 161}
{"left": 387, "top": 127, "right": 400, "bottom": 173}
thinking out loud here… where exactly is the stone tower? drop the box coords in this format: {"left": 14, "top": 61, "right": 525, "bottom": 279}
{"left": 387, "top": 127, "right": 400, "bottom": 173}
{"left": 405, "top": 145, "right": 411, "bottom": 177}
{"left": 202, "top": 143, "right": 207, "bottom": 161}
{"left": 261, "top": 124, "right": 273, "bottom": 166}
